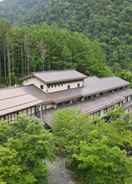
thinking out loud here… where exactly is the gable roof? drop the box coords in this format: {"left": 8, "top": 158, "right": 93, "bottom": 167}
{"left": 83, "top": 76, "right": 129, "bottom": 95}
{"left": 43, "top": 88, "right": 132, "bottom": 126}
{"left": 0, "top": 75, "right": 130, "bottom": 117}
{"left": 47, "top": 76, "right": 129, "bottom": 103}
{"left": 32, "top": 70, "right": 87, "bottom": 84}
{"left": 0, "top": 85, "right": 51, "bottom": 117}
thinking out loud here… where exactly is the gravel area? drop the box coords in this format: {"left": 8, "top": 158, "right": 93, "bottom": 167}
{"left": 48, "top": 157, "right": 76, "bottom": 184}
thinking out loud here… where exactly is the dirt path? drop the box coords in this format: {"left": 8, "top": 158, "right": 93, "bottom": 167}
{"left": 48, "top": 157, "right": 76, "bottom": 184}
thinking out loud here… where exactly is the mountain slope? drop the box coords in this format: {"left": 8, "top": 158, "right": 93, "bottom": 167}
{"left": 43, "top": 0, "right": 132, "bottom": 71}
{"left": 0, "top": 0, "right": 131, "bottom": 72}
{"left": 0, "top": 0, "right": 48, "bottom": 24}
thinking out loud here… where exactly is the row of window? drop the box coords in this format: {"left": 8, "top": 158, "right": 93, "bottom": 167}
{"left": 0, "top": 107, "right": 38, "bottom": 122}
{"left": 83, "top": 87, "right": 129, "bottom": 102}
{"left": 40, "top": 82, "right": 81, "bottom": 90}
{"left": 47, "top": 80, "right": 82, "bottom": 88}
{"left": 92, "top": 102, "right": 123, "bottom": 117}
{"left": 47, "top": 83, "right": 64, "bottom": 88}
{"left": 92, "top": 96, "right": 132, "bottom": 117}
{"left": 0, "top": 104, "right": 52, "bottom": 123}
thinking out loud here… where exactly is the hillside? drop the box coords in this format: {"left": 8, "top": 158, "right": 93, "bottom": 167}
{"left": 45, "top": 0, "right": 132, "bottom": 70}
{"left": 0, "top": 22, "right": 111, "bottom": 86}
{"left": 0, "top": 0, "right": 132, "bottom": 81}
{"left": 0, "top": 0, "right": 48, "bottom": 24}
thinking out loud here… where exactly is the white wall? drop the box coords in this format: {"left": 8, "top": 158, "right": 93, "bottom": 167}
{"left": 47, "top": 80, "right": 84, "bottom": 93}
{"left": 23, "top": 77, "right": 84, "bottom": 93}
{"left": 23, "top": 77, "right": 48, "bottom": 93}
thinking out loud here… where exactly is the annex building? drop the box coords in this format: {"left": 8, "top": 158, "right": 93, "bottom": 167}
{"left": 0, "top": 70, "right": 132, "bottom": 127}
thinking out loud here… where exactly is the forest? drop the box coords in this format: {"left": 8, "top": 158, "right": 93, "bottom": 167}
{"left": 0, "top": 21, "right": 111, "bottom": 86}
{"left": 0, "top": 109, "right": 132, "bottom": 184}
{"left": 0, "top": 0, "right": 131, "bottom": 86}
{"left": 0, "top": 0, "right": 132, "bottom": 69}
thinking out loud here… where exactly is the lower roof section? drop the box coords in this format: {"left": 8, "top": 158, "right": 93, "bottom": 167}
{"left": 43, "top": 88, "right": 132, "bottom": 127}
{"left": 47, "top": 77, "right": 129, "bottom": 103}
{"left": 0, "top": 85, "right": 51, "bottom": 117}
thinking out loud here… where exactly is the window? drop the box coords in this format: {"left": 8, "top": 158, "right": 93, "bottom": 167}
{"left": 50, "top": 84, "right": 53, "bottom": 88}
{"left": 127, "top": 96, "right": 132, "bottom": 102}
{"left": 77, "top": 83, "right": 80, "bottom": 88}
{"left": 54, "top": 84, "right": 57, "bottom": 87}
{"left": 40, "top": 85, "right": 44, "bottom": 89}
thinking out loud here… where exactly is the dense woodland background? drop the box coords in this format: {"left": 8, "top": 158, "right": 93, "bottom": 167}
{"left": 0, "top": 1, "right": 132, "bottom": 184}
{"left": 0, "top": 22, "right": 112, "bottom": 86}
{"left": 0, "top": 0, "right": 131, "bottom": 86}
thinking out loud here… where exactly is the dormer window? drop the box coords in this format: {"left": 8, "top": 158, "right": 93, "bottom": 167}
{"left": 77, "top": 83, "right": 80, "bottom": 88}
{"left": 40, "top": 85, "right": 44, "bottom": 89}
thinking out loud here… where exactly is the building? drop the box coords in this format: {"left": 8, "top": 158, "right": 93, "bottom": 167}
{"left": 0, "top": 70, "right": 132, "bottom": 126}
{"left": 0, "top": 85, "right": 52, "bottom": 122}
{"left": 23, "top": 70, "right": 87, "bottom": 93}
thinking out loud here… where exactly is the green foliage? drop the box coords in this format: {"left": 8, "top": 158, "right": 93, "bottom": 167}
{"left": 0, "top": 21, "right": 111, "bottom": 86}
{"left": 116, "top": 70, "right": 132, "bottom": 87}
{"left": 73, "top": 142, "right": 129, "bottom": 184}
{"left": 0, "top": 115, "right": 54, "bottom": 184}
{"left": 53, "top": 108, "right": 132, "bottom": 184}
{"left": 0, "top": 0, "right": 131, "bottom": 73}
{"left": 0, "top": 0, "right": 49, "bottom": 24}
{"left": 39, "top": 0, "right": 132, "bottom": 73}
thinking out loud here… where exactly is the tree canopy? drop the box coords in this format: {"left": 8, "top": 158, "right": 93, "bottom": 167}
{"left": 0, "top": 108, "right": 132, "bottom": 184}
{"left": 0, "top": 0, "right": 131, "bottom": 74}
{"left": 52, "top": 108, "right": 132, "bottom": 184}
{"left": 0, "top": 115, "right": 54, "bottom": 184}
{"left": 0, "top": 22, "right": 111, "bottom": 86}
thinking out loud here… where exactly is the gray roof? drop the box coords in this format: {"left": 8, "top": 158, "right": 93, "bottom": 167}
{"left": 33, "top": 70, "right": 87, "bottom": 84}
{"left": 0, "top": 75, "right": 130, "bottom": 117}
{"left": 43, "top": 88, "right": 132, "bottom": 126}
{"left": 81, "top": 89, "right": 132, "bottom": 114}
{"left": 0, "top": 85, "right": 51, "bottom": 117}
{"left": 47, "top": 76, "right": 129, "bottom": 103}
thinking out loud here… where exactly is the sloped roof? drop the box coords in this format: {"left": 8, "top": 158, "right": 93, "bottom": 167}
{"left": 32, "top": 70, "right": 87, "bottom": 84}
{"left": 0, "top": 75, "right": 130, "bottom": 117}
{"left": 0, "top": 85, "right": 51, "bottom": 117}
{"left": 43, "top": 88, "right": 132, "bottom": 126}
{"left": 47, "top": 76, "right": 129, "bottom": 103}
{"left": 82, "top": 76, "right": 129, "bottom": 96}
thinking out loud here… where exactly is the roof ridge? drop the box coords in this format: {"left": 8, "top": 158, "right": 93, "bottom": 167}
{"left": 101, "top": 76, "right": 129, "bottom": 83}
{"left": 33, "top": 69, "right": 78, "bottom": 74}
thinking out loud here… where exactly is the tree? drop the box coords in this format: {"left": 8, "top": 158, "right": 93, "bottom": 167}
{"left": 73, "top": 141, "right": 129, "bottom": 184}
{"left": 0, "top": 22, "right": 112, "bottom": 86}
{"left": 0, "top": 115, "right": 54, "bottom": 184}
{"left": 52, "top": 108, "right": 132, "bottom": 184}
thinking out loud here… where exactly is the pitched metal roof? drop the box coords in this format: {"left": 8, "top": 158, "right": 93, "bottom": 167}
{"left": 47, "top": 77, "right": 129, "bottom": 103}
{"left": 0, "top": 74, "right": 130, "bottom": 117}
{"left": 43, "top": 88, "right": 132, "bottom": 126}
{"left": 0, "top": 85, "right": 51, "bottom": 117}
{"left": 32, "top": 70, "right": 87, "bottom": 84}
